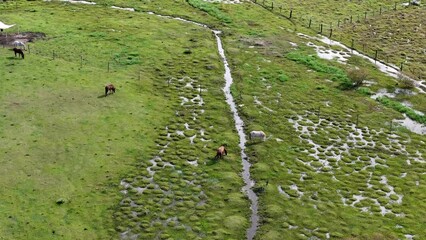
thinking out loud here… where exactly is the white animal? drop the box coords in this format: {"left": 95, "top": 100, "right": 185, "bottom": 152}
{"left": 249, "top": 130, "right": 266, "bottom": 141}
{"left": 12, "top": 40, "right": 26, "bottom": 50}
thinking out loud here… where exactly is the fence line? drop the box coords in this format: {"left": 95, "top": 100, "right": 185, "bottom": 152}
{"left": 250, "top": 0, "right": 425, "bottom": 80}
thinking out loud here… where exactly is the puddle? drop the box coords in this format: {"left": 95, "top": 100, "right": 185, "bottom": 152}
{"left": 111, "top": 6, "right": 135, "bottom": 12}
{"left": 307, "top": 42, "right": 350, "bottom": 64}
{"left": 405, "top": 234, "right": 415, "bottom": 240}
{"left": 215, "top": 30, "right": 259, "bottom": 240}
{"left": 393, "top": 115, "right": 426, "bottom": 135}
{"left": 59, "top": 0, "right": 96, "bottom": 4}
{"left": 370, "top": 88, "right": 396, "bottom": 100}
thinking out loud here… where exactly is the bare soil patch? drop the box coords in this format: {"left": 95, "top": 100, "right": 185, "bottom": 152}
{"left": 0, "top": 32, "right": 46, "bottom": 47}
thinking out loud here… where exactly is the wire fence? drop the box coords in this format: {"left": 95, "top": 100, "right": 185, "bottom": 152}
{"left": 1, "top": 37, "right": 141, "bottom": 77}
{"left": 250, "top": 0, "right": 425, "bottom": 81}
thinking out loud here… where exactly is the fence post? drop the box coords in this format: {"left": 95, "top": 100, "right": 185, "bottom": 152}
{"left": 337, "top": 19, "right": 340, "bottom": 27}
{"left": 380, "top": 6, "right": 382, "bottom": 14}
{"left": 271, "top": 2, "right": 273, "bottom": 10}
{"left": 52, "top": 50, "right": 55, "bottom": 60}
{"left": 108, "top": 62, "right": 110, "bottom": 72}
{"left": 400, "top": 62, "right": 404, "bottom": 71}
{"left": 279, "top": 6, "right": 282, "bottom": 13}
{"left": 308, "top": 18, "right": 312, "bottom": 28}
{"left": 329, "top": 28, "right": 333, "bottom": 38}
{"left": 374, "top": 50, "right": 378, "bottom": 63}
{"left": 320, "top": 23, "right": 323, "bottom": 34}
{"left": 351, "top": 39, "right": 354, "bottom": 50}
{"left": 394, "top": 2, "right": 397, "bottom": 10}
{"left": 350, "top": 15, "right": 352, "bottom": 23}
{"left": 28, "top": 44, "right": 30, "bottom": 54}
{"left": 289, "top": 9, "right": 293, "bottom": 18}
{"left": 364, "top": 11, "right": 367, "bottom": 20}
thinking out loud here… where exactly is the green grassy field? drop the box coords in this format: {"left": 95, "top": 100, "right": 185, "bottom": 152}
{"left": 0, "top": 0, "right": 425, "bottom": 239}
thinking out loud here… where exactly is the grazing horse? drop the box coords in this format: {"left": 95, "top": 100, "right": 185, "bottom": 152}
{"left": 12, "top": 48, "right": 24, "bottom": 59}
{"left": 12, "top": 40, "right": 26, "bottom": 50}
{"left": 249, "top": 130, "right": 266, "bottom": 141}
{"left": 214, "top": 145, "right": 227, "bottom": 160}
{"left": 105, "top": 84, "right": 116, "bottom": 97}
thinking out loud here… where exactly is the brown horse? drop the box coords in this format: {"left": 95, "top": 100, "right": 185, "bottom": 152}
{"left": 12, "top": 48, "right": 24, "bottom": 59}
{"left": 105, "top": 84, "right": 116, "bottom": 97}
{"left": 214, "top": 145, "right": 227, "bottom": 160}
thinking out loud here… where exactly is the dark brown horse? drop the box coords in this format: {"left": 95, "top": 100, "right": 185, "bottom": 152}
{"left": 12, "top": 48, "right": 24, "bottom": 59}
{"left": 105, "top": 84, "right": 116, "bottom": 97}
{"left": 214, "top": 145, "right": 227, "bottom": 160}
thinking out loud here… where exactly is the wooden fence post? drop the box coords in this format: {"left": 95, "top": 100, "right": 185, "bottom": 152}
{"left": 374, "top": 50, "right": 378, "bottom": 63}
{"left": 271, "top": 2, "right": 273, "bottom": 10}
{"left": 308, "top": 18, "right": 312, "bottom": 28}
{"left": 289, "top": 9, "right": 293, "bottom": 18}
{"left": 329, "top": 28, "right": 333, "bottom": 38}
{"left": 320, "top": 23, "right": 323, "bottom": 34}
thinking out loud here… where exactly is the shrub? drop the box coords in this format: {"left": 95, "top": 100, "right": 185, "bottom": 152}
{"left": 347, "top": 68, "right": 368, "bottom": 88}
{"left": 397, "top": 73, "right": 415, "bottom": 89}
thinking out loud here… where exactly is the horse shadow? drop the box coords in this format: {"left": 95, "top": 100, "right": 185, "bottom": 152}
{"left": 206, "top": 158, "right": 220, "bottom": 166}
{"left": 6, "top": 56, "right": 23, "bottom": 60}
{"left": 97, "top": 94, "right": 107, "bottom": 98}
{"left": 245, "top": 141, "right": 263, "bottom": 147}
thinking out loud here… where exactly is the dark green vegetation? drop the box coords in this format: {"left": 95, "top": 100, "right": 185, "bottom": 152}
{"left": 378, "top": 96, "right": 426, "bottom": 124}
{"left": 1, "top": 0, "right": 425, "bottom": 240}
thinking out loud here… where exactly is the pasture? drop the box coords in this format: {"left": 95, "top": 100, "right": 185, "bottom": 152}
{"left": 0, "top": 0, "right": 425, "bottom": 239}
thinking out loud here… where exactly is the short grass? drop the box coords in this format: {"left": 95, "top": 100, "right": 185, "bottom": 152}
{"left": 1, "top": 0, "right": 425, "bottom": 240}
{"left": 0, "top": 1, "right": 248, "bottom": 239}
